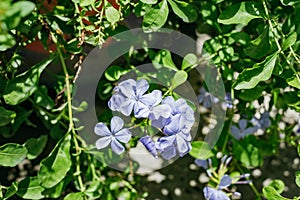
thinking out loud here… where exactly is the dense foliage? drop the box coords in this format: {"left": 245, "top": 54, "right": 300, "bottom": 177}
{"left": 0, "top": 0, "right": 300, "bottom": 199}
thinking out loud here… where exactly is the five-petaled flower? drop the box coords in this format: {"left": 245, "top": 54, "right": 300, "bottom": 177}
{"left": 108, "top": 79, "right": 169, "bottom": 119}
{"left": 94, "top": 116, "right": 132, "bottom": 155}
{"left": 198, "top": 87, "right": 219, "bottom": 109}
{"left": 230, "top": 119, "right": 257, "bottom": 140}
{"left": 155, "top": 115, "right": 192, "bottom": 160}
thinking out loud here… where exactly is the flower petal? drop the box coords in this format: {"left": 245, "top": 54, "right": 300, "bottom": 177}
{"left": 108, "top": 94, "right": 125, "bottom": 111}
{"left": 219, "top": 174, "right": 232, "bottom": 189}
{"left": 94, "top": 122, "right": 111, "bottom": 136}
{"left": 239, "top": 119, "right": 247, "bottom": 130}
{"left": 176, "top": 133, "right": 191, "bottom": 157}
{"left": 203, "top": 187, "right": 230, "bottom": 200}
{"left": 111, "top": 116, "right": 124, "bottom": 133}
{"left": 140, "top": 90, "right": 162, "bottom": 107}
{"left": 115, "top": 129, "right": 131, "bottom": 143}
{"left": 96, "top": 136, "right": 112, "bottom": 149}
{"left": 140, "top": 136, "right": 158, "bottom": 158}
{"left": 120, "top": 99, "right": 135, "bottom": 116}
{"left": 111, "top": 137, "right": 125, "bottom": 155}
{"left": 136, "top": 79, "right": 149, "bottom": 97}
{"left": 119, "top": 81, "right": 136, "bottom": 98}
{"left": 149, "top": 104, "right": 171, "bottom": 120}
{"left": 134, "top": 101, "right": 150, "bottom": 118}
{"left": 161, "top": 145, "right": 177, "bottom": 160}
{"left": 230, "top": 125, "right": 241, "bottom": 139}
{"left": 162, "top": 96, "right": 176, "bottom": 112}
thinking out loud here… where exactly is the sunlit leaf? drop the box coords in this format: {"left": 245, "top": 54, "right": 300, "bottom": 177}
{"left": 24, "top": 135, "right": 48, "bottom": 160}
{"left": 0, "top": 143, "right": 27, "bottom": 167}
{"left": 189, "top": 141, "right": 213, "bottom": 159}
{"left": 38, "top": 134, "right": 71, "bottom": 188}
{"left": 143, "top": 0, "right": 169, "bottom": 32}
{"left": 168, "top": 0, "right": 198, "bottom": 23}
{"left": 171, "top": 70, "right": 188, "bottom": 90}
{"left": 3, "top": 58, "right": 53, "bottom": 105}
{"left": 0, "top": 107, "right": 16, "bottom": 127}
{"left": 218, "top": 2, "right": 263, "bottom": 25}
{"left": 17, "top": 177, "right": 44, "bottom": 199}
{"left": 234, "top": 53, "right": 278, "bottom": 90}
{"left": 106, "top": 6, "right": 120, "bottom": 24}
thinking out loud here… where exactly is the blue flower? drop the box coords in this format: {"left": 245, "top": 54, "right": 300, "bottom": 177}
{"left": 251, "top": 112, "right": 271, "bottom": 131}
{"left": 224, "top": 93, "right": 233, "bottom": 109}
{"left": 218, "top": 175, "right": 232, "bottom": 189}
{"left": 140, "top": 136, "right": 158, "bottom": 158}
{"left": 151, "top": 96, "right": 195, "bottom": 133}
{"left": 94, "top": 116, "right": 132, "bottom": 155}
{"left": 203, "top": 186, "right": 230, "bottom": 200}
{"left": 155, "top": 116, "right": 192, "bottom": 160}
{"left": 195, "top": 159, "right": 208, "bottom": 169}
{"left": 108, "top": 79, "right": 170, "bottom": 119}
{"left": 198, "top": 87, "right": 219, "bottom": 109}
{"left": 230, "top": 119, "right": 257, "bottom": 140}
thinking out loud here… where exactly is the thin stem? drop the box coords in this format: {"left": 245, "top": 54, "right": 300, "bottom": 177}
{"left": 249, "top": 182, "right": 262, "bottom": 199}
{"left": 56, "top": 40, "right": 85, "bottom": 193}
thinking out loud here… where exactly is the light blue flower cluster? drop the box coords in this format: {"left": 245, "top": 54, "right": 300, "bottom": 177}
{"left": 231, "top": 112, "right": 271, "bottom": 140}
{"left": 196, "top": 155, "right": 251, "bottom": 200}
{"left": 95, "top": 79, "right": 195, "bottom": 159}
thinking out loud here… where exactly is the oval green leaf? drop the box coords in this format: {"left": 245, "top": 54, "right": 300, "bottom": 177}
{"left": 17, "top": 177, "right": 44, "bottom": 199}
{"left": 234, "top": 53, "right": 278, "bottom": 90}
{"left": 143, "top": 0, "right": 169, "bottom": 32}
{"left": 0, "top": 143, "right": 27, "bottom": 167}
{"left": 218, "top": 2, "right": 263, "bottom": 25}
{"left": 171, "top": 70, "right": 188, "bottom": 90}
{"left": 38, "top": 135, "right": 71, "bottom": 188}
{"left": 168, "top": 0, "right": 198, "bottom": 23}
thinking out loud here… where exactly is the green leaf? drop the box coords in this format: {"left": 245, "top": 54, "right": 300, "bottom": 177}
{"left": 38, "top": 134, "right": 71, "bottom": 188}
{"left": 0, "top": 107, "right": 16, "bottom": 127}
{"left": 269, "top": 179, "right": 285, "bottom": 194}
{"left": 79, "top": 0, "right": 94, "bottom": 7}
{"left": 181, "top": 53, "right": 197, "bottom": 70}
{"left": 152, "top": 50, "right": 178, "bottom": 71}
{"left": 34, "top": 86, "right": 55, "bottom": 110}
{"left": 13, "top": 1, "right": 35, "bottom": 17}
{"left": 286, "top": 73, "right": 300, "bottom": 89}
{"left": 3, "top": 182, "right": 18, "bottom": 200}
{"left": 43, "top": 175, "right": 72, "bottom": 199}
{"left": 244, "top": 28, "right": 270, "bottom": 59}
{"left": 218, "top": 2, "right": 263, "bottom": 25}
{"left": 281, "top": 0, "right": 300, "bottom": 6}
{"left": 298, "top": 143, "right": 300, "bottom": 157}
{"left": 24, "top": 135, "right": 48, "bottom": 160}
{"left": 234, "top": 53, "right": 278, "bottom": 90}
{"left": 64, "top": 192, "right": 84, "bottom": 200}
{"left": 238, "top": 85, "right": 267, "bottom": 101}
{"left": 3, "top": 58, "right": 53, "bottom": 105}
{"left": 167, "top": 0, "right": 198, "bottom": 23}
{"left": 189, "top": 141, "right": 213, "bottom": 159}
{"left": 171, "top": 70, "right": 188, "bottom": 90}
{"left": 0, "top": 33, "right": 16, "bottom": 51}
{"left": 104, "top": 65, "right": 129, "bottom": 81}
{"left": 106, "top": 6, "right": 120, "bottom": 24}
{"left": 0, "top": 143, "right": 27, "bottom": 167}
{"left": 282, "top": 31, "right": 297, "bottom": 51}
{"left": 17, "top": 177, "right": 44, "bottom": 199}
{"left": 263, "top": 186, "right": 290, "bottom": 200}
{"left": 140, "top": 0, "right": 158, "bottom": 4}
{"left": 143, "top": 0, "right": 169, "bottom": 32}
{"left": 12, "top": 108, "right": 33, "bottom": 133}
{"left": 296, "top": 171, "right": 300, "bottom": 188}
{"left": 232, "top": 139, "right": 263, "bottom": 168}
